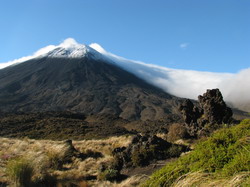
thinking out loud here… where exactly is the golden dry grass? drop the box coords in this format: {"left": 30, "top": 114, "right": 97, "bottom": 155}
{"left": 0, "top": 136, "right": 133, "bottom": 186}
{"left": 91, "top": 174, "right": 148, "bottom": 187}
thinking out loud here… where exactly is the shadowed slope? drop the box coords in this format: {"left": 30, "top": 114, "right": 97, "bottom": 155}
{"left": 0, "top": 57, "right": 182, "bottom": 121}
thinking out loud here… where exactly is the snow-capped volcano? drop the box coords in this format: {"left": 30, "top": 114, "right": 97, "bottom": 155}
{"left": 0, "top": 41, "right": 181, "bottom": 121}
{"left": 0, "top": 38, "right": 107, "bottom": 69}
{"left": 45, "top": 38, "right": 90, "bottom": 58}
{"left": 43, "top": 38, "right": 104, "bottom": 59}
{"left": 0, "top": 38, "right": 250, "bottom": 112}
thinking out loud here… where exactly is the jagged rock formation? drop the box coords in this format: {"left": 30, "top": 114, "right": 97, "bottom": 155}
{"left": 179, "top": 89, "right": 233, "bottom": 137}
{"left": 198, "top": 89, "right": 233, "bottom": 124}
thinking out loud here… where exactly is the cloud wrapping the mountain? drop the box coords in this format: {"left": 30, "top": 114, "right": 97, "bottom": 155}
{"left": 219, "top": 68, "right": 250, "bottom": 110}
{"left": 90, "top": 43, "right": 249, "bottom": 110}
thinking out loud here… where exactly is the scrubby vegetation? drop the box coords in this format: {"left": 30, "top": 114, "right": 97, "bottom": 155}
{"left": 1, "top": 118, "right": 249, "bottom": 186}
{"left": 112, "top": 134, "right": 189, "bottom": 170}
{"left": 143, "top": 119, "right": 250, "bottom": 186}
{"left": 0, "top": 136, "right": 137, "bottom": 186}
{"left": 98, "top": 168, "right": 120, "bottom": 181}
{"left": 167, "top": 123, "right": 189, "bottom": 142}
{"left": 6, "top": 157, "right": 34, "bottom": 187}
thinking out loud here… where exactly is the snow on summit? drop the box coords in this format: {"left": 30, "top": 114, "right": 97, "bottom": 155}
{"left": 44, "top": 38, "right": 104, "bottom": 59}
{"left": 0, "top": 38, "right": 104, "bottom": 69}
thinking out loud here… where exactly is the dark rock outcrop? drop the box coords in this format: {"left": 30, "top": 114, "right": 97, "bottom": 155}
{"left": 179, "top": 89, "right": 233, "bottom": 137}
{"left": 179, "top": 99, "right": 200, "bottom": 125}
{"left": 198, "top": 88, "right": 232, "bottom": 124}
{"left": 112, "top": 134, "right": 188, "bottom": 168}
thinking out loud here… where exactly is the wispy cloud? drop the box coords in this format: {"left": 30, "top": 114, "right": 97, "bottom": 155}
{"left": 180, "top": 43, "right": 189, "bottom": 49}
{"left": 0, "top": 45, "right": 56, "bottom": 69}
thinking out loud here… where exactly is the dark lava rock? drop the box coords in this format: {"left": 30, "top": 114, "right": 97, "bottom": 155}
{"left": 198, "top": 88, "right": 233, "bottom": 124}
{"left": 179, "top": 99, "right": 201, "bottom": 125}
{"left": 179, "top": 89, "right": 233, "bottom": 137}
{"left": 62, "top": 139, "right": 83, "bottom": 162}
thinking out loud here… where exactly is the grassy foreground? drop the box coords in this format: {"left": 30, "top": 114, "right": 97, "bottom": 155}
{"left": 0, "top": 135, "right": 148, "bottom": 186}
{"left": 142, "top": 119, "right": 250, "bottom": 187}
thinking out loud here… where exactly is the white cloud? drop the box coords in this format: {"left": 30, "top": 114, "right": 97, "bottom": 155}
{"left": 0, "top": 45, "right": 57, "bottom": 69}
{"left": 59, "top": 38, "right": 79, "bottom": 48}
{"left": 180, "top": 43, "right": 189, "bottom": 49}
{"left": 89, "top": 43, "right": 107, "bottom": 54}
{"left": 92, "top": 44, "right": 250, "bottom": 111}
{"left": 0, "top": 39, "right": 249, "bottom": 111}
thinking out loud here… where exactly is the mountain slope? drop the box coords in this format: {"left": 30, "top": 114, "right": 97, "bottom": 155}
{"left": 1, "top": 38, "right": 249, "bottom": 113}
{"left": 0, "top": 53, "right": 183, "bottom": 121}
{"left": 143, "top": 119, "right": 250, "bottom": 187}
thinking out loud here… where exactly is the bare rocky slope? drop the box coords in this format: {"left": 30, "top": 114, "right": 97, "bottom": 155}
{"left": 0, "top": 56, "right": 183, "bottom": 122}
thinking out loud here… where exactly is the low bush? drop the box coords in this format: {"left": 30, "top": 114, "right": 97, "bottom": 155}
{"left": 167, "top": 123, "right": 189, "bottom": 142}
{"left": 6, "top": 157, "right": 34, "bottom": 187}
{"left": 165, "top": 144, "right": 185, "bottom": 158}
{"left": 131, "top": 147, "right": 152, "bottom": 167}
{"left": 98, "top": 168, "right": 120, "bottom": 181}
{"left": 143, "top": 119, "right": 250, "bottom": 186}
{"left": 131, "top": 144, "right": 185, "bottom": 167}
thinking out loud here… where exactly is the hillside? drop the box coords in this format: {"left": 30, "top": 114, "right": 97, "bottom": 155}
{"left": 143, "top": 119, "right": 250, "bottom": 186}
{"left": 0, "top": 56, "right": 184, "bottom": 122}
{"left": 1, "top": 119, "right": 249, "bottom": 186}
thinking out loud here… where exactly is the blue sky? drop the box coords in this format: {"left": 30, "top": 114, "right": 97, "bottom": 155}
{"left": 0, "top": 0, "right": 249, "bottom": 73}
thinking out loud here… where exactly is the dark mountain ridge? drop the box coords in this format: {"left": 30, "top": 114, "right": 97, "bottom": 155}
{"left": 0, "top": 56, "right": 183, "bottom": 121}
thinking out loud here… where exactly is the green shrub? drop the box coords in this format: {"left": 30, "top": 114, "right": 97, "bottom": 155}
{"left": 165, "top": 144, "right": 184, "bottom": 158}
{"left": 131, "top": 149, "right": 149, "bottom": 167}
{"left": 130, "top": 143, "right": 185, "bottom": 167}
{"left": 6, "top": 157, "right": 34, "bottom": 187}
{"left": 98, "top": 168, "right": 120, "bottom": 181}
{"left": 142, "top": 119, "right": 250, "bottom": 187}
{"left": 131, "top": 145, "right": 157, "bottom": 167}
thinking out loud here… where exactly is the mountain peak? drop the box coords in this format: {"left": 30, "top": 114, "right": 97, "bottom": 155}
{"left": 0, "top": 38, "right": 110, "bottom": 69}
{"left": 45, "top": 38, "right": 95, "bottom": 58}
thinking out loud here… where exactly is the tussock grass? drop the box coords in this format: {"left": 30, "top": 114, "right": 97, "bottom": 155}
{"left": 6, "top": 157, "right": 34, "bottom": 187}
{"left": 91, "top": 174, "right": 148, "bottom": 187}
{"left": 0, "top": 135, "right": 132, "bottom": 186}
{"left": 142, "top": 119, "right": 250, "bottom": 186}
